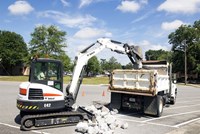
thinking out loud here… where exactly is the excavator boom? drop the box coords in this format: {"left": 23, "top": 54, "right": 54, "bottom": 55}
{"left": 65, "top": 38, "right": 142, "bottom": 107}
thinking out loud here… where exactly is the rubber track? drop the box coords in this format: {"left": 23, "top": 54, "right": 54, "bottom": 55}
{"left": 21, "top": 111, "right": 86, "bottom": 131}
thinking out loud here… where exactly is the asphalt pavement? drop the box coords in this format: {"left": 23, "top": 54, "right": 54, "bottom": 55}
{"left": 0, "top": 81, "right": 200, "bottom": 134}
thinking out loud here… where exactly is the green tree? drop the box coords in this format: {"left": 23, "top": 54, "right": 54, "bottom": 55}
{"left": 29, "top": 25, "right": 71, "bottom": 71}
{"left": 145, "top": 49, "right": 171, "bottom": 62}
{"left": 107, "top": 57, "right": 122, "bottom": 72}
{"left": 100, "top": 59, "right": 109, "bottom": 72}
{"left": 51, "top": 52, "right": 71, "bottom": 72}
{"left": 124, "top": 62, "right": 133, "bottom": 69}
{"left": 86, "top": 56, "right": 100, "bottom": 76}
{"left": 100, "top": 57, "right": 122, "bottom": 73}
{"left": 29, "top": 25, "right": 67, "bottom": 56}
{"left": 168, "top": 20, "right": 200, "bottom": 74}
{"left": 0, "top": 30, "right": 28, "bottom": 75}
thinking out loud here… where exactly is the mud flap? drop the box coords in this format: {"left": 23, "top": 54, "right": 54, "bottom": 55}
{"left": 143, "top": 96, "right": 158, "bottom": 116}
{"left": 110, "top": 92, "right": 122, "bottom": 110}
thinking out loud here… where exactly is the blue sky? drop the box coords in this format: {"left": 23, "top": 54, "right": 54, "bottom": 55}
{"left": 0, "top": 0, "right": 200, "bottom": 64}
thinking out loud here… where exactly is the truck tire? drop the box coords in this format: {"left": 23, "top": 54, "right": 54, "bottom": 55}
{"left": 170, "top": 95, "right": 176, "bottom": 105}
{"left": 156, "top": 95, "right": 163, "bottom": 117}
{"left": 170, "top": 89, "right": 177, "bottom": 105}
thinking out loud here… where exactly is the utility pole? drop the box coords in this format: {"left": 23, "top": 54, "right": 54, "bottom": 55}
{"left": 182, "top": 40, "right": 187, "bottom": 85}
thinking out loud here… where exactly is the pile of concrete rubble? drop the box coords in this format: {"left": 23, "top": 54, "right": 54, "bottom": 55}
{"left": 75, "top": 104, "right": 128, "bottom": 134}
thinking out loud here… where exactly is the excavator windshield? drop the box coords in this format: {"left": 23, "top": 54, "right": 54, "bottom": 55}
{"left": 29, "top": 58, "right": 63, "bottom": 91}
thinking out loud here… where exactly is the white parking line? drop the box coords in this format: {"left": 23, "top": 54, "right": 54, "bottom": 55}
{"left": 174, "top": 117, "right": 200, "bottom": 127}
{"left": 0, "top": 122, "right": 50, "bottom": 134}
{"left": 166, "top": 104, "right": 200, "bottom": 110}
{"left": 176, "top": 99, "right": 200, "bottom": 104}
{"left": 117, "top": 118, "right": 177, "bottom": 128}
{"left": 0, "top": 122, "right": 19, "bottom": 129}
{"left": 177, "top": 97, "right": 200, "bottom": 100}
{"left": 143, "top": 110, "right": 200, "bottom": 122}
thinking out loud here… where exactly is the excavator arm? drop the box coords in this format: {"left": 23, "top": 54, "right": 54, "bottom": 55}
{"left": 65, "top": 38, "right": 143, "bottom": 107}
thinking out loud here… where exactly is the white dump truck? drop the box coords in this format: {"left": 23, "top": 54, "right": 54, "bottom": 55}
{"left": 109, "top": 60, "right": 177, "bottom": 117}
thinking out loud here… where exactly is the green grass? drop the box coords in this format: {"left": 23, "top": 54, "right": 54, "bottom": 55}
{"left": 0, "top": 76, "right": 109, "bottom": 85}
{"left": 82, "top": 76, "right": 109, "bottom": 85}
{"left": 0, "top": 76, "right": 29, "bottom": 82}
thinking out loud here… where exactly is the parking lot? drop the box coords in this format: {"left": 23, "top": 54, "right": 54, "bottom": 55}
{"left": 0, "top": 81, "right": 200, "bottom": 134}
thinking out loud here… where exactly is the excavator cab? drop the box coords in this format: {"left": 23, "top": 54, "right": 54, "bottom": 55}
{"left": 29, "top": 58, "right": 63, "bottom": 91}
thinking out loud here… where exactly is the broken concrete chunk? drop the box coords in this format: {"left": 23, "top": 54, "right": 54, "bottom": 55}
{"left": 101, "top": 106, "right": 110, "bottom": 113}
{"left": 88, "top": 119, "right": 97, "bottom": 127}
{"left": 114, "top": 120, "right": 122, "bottom": 128}
{"left": 105, "top": 115, "right": 116, "bottom": 125}
{"left": 106, "top": 130, "right": 114, "bottom": 134}
{"left": 94, "top": 109, "right": 101, "bottom": 116}
{"left": 110, "top": 109, "right": 118, "bottom": 115}
{"left": 109, "top": 123, "right": 116, "bottom": 130}
{"left": 100, "top": 106, "right": 110, "bottom": 117}
{"left": 93, "top": 103, "right": 103, "bottom": 109}
{"left": 75, "top": 105, "right": 128, "bottom": 133}
{"left": 121, "top": 122, "right": 128, "bottom": 129}
{"left": 75, "top": 122, "right": 88, "bottom": 133}
{"left": 99, "top": 122, "right": 109, "bottom": 132}
{"left": 96, "top": 115, "right": 104, "bottom": 123}
{"left": 100, "top": 111, "right": 109, "bottom": 117}
{"left": 72, "top": 105, "right": 78, "bottom": 111}
{"left": 88, "top": 126, "right": 98, "bottom": 134}
{"left": 85, "top": 105, "right": 97, "bottom": 114}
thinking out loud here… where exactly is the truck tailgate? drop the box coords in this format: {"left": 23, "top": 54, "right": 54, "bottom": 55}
{"left": 109, "top": 69, "right": 157, "bottom": 96}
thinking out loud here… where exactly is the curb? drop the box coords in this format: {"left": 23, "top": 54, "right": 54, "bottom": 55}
{"left": 177, "top": 83, "right": 200, "bottom": 88}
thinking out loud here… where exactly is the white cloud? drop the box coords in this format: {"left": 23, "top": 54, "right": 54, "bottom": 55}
{"left": 79, "top": 0, "right": 108, "bottom": 8}
{"left": 140, "top": 0, "right": 148, "bottom": 4}
{"left": 132, "top": 10, "right": 154, "bottom": 23}
{"left": 79, "top": 0, "right": 93, "bottom": 8}
{"left": 128, "top": 40, "right": 170, "bottom": 60}
{"left": 117, "top": 1, "right": 140, "bottom": 13}
{"left": 8, "top": 0, "right": 34, "bottom": 15}
{"left": 74, "top": 27, "right": 112, "bottom": 39}
{"left": 66, "top": 36, "right": 98, "bottom": 60}
{"left": 157, "top": 0, "right": 200, "bottom": 14}
{"left": 139, "top": 40, "right": 169, "bottom": 51}
{"left": 38, "top": 10, "right": 97, "bottom": 28}
{"left": 60, "top": 0, "right": 70, "bottom": 7}
{"left": 161, "top": 20, "right": 184, "bottom": 31}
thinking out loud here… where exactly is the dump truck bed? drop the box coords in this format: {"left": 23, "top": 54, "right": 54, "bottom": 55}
{"left": 109, "top": 68, "right": 169, "bottom": 96}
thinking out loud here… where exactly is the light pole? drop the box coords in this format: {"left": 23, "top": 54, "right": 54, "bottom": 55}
{"left": 182, "top": 40, "right": 187, "bottom": 85}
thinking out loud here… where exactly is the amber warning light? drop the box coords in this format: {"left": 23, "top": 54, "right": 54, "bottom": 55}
{"left": 20, "top": 88, "right": 27, "bottom": 95}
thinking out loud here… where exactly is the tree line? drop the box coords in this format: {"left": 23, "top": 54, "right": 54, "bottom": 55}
{"left": 145, "top": 20, "right": 200, "bottom": 81}
{"left": 0, "top": 25, "right": 129, "bottom": 76}
{"left": 0, "top": 20, "right": 200, "bottom": 78}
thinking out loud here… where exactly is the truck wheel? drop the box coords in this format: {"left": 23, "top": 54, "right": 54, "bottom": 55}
{"left": 170, "top": 95, "right": 176, "bottom": 105}
{"left": 170, "top": 89, "right": 177, "bottom": 105}
{"left": 156, "top": 95, "right": 163, "bottom": 117}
